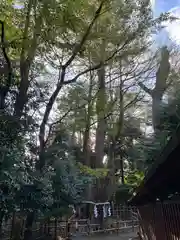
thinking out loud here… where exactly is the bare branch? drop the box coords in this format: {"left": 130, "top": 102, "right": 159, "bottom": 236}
{"left": 45, "top": 107, "right": 76, "bottom": 146}
{"left": 138, "top": 82, "right": 153, "bottom": 96}
{"left": 124, "top": 91, "right": 143, "bottom": 110}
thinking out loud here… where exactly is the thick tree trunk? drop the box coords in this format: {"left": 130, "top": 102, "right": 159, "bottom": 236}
{"left": 120, "top": 155, "right": 125, "bottom": 184}
{"left": 95, "top": 64, "right": 106, "bottom": 168}
{"left": 83, "top": 126, "right": 91, "bottom": 165}
{"left": 93, "top": 64, "right": 106, "bottom": 201}
{"left": 106, "top": 72, "right": 124, "bottom": 199}
{"left": 83, "top": 73, "right": 93, "bottom": 200}
{"left": 83, "top": 71, "right": 93, "bottom": 166}
{"left": 138, "top": 46, "right": 170, "bottom": 133}
{"left": 152, "top": 94, "right": 163, "bottom": 133}
{"left": 14, "top": 62, "right": 30, "bottom": 117}
{"left": 23, "top": 212, "right": 35, "bottom": 240}
{"left": 14, "top": 0, "right": 38, "bottom": 118}
{"left": 0, "top": 211, "right": 4, "bottom": 237}
{"left": 12, "top": 216, "right": 23, "bottom": 240}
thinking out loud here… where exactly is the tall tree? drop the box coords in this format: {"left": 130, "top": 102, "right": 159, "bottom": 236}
{"left": 138, "top": 46, "right": 170, "bottom": 132}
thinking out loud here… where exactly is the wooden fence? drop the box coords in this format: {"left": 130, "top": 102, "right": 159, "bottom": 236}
{"left": 0, "top": 206, "right": 138, "bottom": 240}
{"left": 138, "top": 201, "right": 180, "bottom": 240}
{"left": 0, "top": 215, "right": 70, "bottom": 240}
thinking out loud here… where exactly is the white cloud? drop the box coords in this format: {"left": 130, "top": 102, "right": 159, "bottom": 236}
{"left": 150, "top": 0, "right": 155, "bottom": 9}
{"left": 166, "top": 6, "right": 180, "bottom": 44}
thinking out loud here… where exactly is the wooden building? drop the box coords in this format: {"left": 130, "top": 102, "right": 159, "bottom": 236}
{"left": 129, "top": 127, "right": 180, "bottom": 239}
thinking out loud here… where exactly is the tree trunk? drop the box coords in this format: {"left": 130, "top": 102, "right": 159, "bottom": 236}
{"left": 152, "top": 94, "right": 163, "bottom": 133}
{"left": 83, "top": 71, "right": 94, "bottom": 200}
{"left": 138, "top": 46, "right": 170, "bottom": 133}
{"left": 120, "top": 155, "right": 125, "bottom": 184}
{"left": 95, "top": 64, "right": 106, "bottom": 168}
{"left": 92, "top": 63, "right": 106, "bottom": 201}
{"left": 23, "top": 212, "right": 35, "bottom": 240}
{"left": 0, "top": 21, "right": 12, "bottom": 109}
{"left": 106, "top": 68, "right": 124, "bottom": 199}
{"left": 12, "top": 216, "right": 23, "bottom": 240}
{"left": 83, "top": 71, "right": 93, "bottom": 166}
{"left": 0, "top": 211, "right": 4, "bottom": 237}
{"left": 14, "top": 62, "right": 30, "bottom": 117}
{"left": 14, "top": 0, "right": 40, "bottom": 118}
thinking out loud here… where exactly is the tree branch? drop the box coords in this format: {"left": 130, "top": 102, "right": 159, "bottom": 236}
{"left": 20, "top": 0, "right": 32, "bottom": 62}
{"left": 0, "top": 20, "right": 12, "bottom": 109}
{"left": 63, "top": 30, "right": 145, "bottom": 86}
{"left": 124, "top": 91, "right": 143, "bottom": 110}
{"left": 38, "top": 1, "right": 106, "bottom": 169}
{"left": 63, "top": 0, "right": 105, "bottom": 68}
{"left": 38, "top": 2, "right": 152, "bottom": 170}
{"left": 138, "top": 82, "right": 153, "bottom": 96}
{"left": 45, "top": 107, "right": 75, "bottom": 146}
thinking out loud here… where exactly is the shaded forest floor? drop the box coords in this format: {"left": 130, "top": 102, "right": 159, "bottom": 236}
{"left": 40, "top": 231, "right": 139, "bottom": 240}
{"left": 72, "top": 232, "right": 138, "bottom": 240}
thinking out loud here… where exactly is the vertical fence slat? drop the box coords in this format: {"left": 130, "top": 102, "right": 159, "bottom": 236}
{"left": 138, "top": 202, "right": 180, "bottom": 240}
{"left": 10, "top": 212, "right": 15, "bottom": 240}
{"left": 176, "top": 204, "right": 180, "bottom": 240}
{"left": 170, "top": 203, "right": 175, "bottom": 240}
{"left": 168, "top": 203, "right": 173, "bottom": 240}
{"left": 172, "top": 204, "right": 178, "bottom": 240}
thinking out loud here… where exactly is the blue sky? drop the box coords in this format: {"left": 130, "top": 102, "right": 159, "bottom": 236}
{"left": 154, "top": 0, "right": 180, "bottom": 15}
{"left": 152, "top": 0, "right": 180, "bottom": 46}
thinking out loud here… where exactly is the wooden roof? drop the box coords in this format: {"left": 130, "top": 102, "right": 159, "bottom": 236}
{"left": 129, "top": 127, "right": 180, "bottom": 206}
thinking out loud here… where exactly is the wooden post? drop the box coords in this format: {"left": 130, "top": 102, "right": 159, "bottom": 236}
{"left": 55, "top": 218, "right": 57, "bottom": 240}
{"left": 21, "top": 218, "right": 25, "bottom": 238}
{"left": 132, "top": 219, "right": 134, "bottom": 232}
{"left": 10, "top": 212, "right": 15, "bottom": 240}
{"left": 47, "top": 218, "right": 50, "bottom": 235}
{"left": 65, "top": 219, "right": 67, "bottom": 238}
{"left": 75, "top": 220, "right": 78, "bottom": 233}
{"left": 44, "top": 222, "right": 47, "bottom": 234}
{"left": 67, "top": 221, "right": 71, "bottom": 240}
{"left": 39, "top": 221, "right": 43, "bottom": 236}
{"left": 87, "top": 219, "right": 90, "bottom": 235}
{"left": 116, "top": 220, "right": 119, "bottom": 235}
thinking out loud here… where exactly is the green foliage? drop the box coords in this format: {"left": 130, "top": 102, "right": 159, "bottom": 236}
{"left": 114, "top": 171, "right": 144, "bottom": 203}
{"left": 0, "top": 116, "right": 92, "bottom": 219}
{"left": 0, "top": 0, "right": 175, "bottom": 224}
{"left": 0, "top": 116, "right": 25, "bottom": 217}
{"left": 78, "top": 163, "right": 109, "bottom": 178}
{"left": 44, "top": 129, "right": 93, "bottom": 216}
{"left": 114, "top": 184, "right": 132, "bottom": 204}
{"left": 125, "top": 170, "right": 144, "bottom": 187}
{"left": 159, "top": 94, "right": 180, "bottom": 133}
{"left": 57, "top": 84, "right": 92, "bottom": 132}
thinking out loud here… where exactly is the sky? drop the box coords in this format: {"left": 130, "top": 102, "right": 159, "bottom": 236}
{"left": 152, "top": 0, "right": 180, "bottom": 45}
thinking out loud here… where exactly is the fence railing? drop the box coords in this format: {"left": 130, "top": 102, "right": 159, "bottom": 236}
{"left": 69, "top": 218, "right": 138, "bottom": 236}
{"left": 138, "top": 202, "right": 180, "bottom": 240}
{"left": 0, "top": 205, "right": 138, "bottom": 240}
{"left": 0, "top": 215, "right": 49, "bottom": 240}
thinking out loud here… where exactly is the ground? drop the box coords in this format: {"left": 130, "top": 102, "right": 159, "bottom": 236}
{"left": 41, "top": 232, "right": 138, "bottom": 240}
{"left": 74, "top": 232, "right": 138, "bottom": 240}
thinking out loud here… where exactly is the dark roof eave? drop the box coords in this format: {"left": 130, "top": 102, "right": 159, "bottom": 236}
{"left": 129, "top": 127, "right": 180, "bottom": 205}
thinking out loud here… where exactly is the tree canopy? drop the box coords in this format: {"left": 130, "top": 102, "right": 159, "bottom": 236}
{"left": 0, "top": 0, "right": 179, "bottom": 238}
